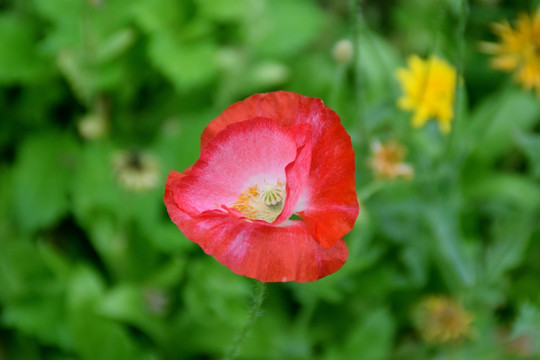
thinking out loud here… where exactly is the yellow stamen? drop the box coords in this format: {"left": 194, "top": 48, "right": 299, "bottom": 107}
{"left": 231, "top": 181, "right": 286, "bottom": 222}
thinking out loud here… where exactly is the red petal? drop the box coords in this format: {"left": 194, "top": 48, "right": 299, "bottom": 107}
{"left": 164, "top": 207, "right": 348, "bottom": 282}
{"left": 297, "top": 121, "right": 358, "bottom": 248}
{"left": 201, "top": 91, "right": 359, "bottom": 247}
{"left": 171, "top": 117, "right": 308, "bottom": 218}
{"left": 201, "top": 91, "right": 316, "bottom": 148}
{"left": 273, "top": 123, "right": 312, "bottom": 225}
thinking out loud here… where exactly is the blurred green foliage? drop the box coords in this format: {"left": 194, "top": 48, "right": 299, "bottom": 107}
{"left": 1, "top": 0, "right": 540, "bottom": 359}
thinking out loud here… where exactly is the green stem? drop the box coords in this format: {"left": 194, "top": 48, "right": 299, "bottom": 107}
{"left": 449, "top": 0, "right": 469, "bottom": 153}
{"left": 293, "top": 298, "right": 317, "bottom": 334}
{"left": 328, "top": 64, "right": 346, "bottom": 110}
{"left": 223, "top": 281, "right": 267, "bottom": 360}
{"left": 352, "top": 0, "right": 368, "bottom": 144}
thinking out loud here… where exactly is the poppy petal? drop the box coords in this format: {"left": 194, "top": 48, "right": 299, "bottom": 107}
{"left": 164, "top": 208, "right": 348, "bottom": 282}
{"left": 273, "top": 124, "right": 312, "bottom": 225}
{"left": 295, "top": 120, "right": 358, "bottom": 248}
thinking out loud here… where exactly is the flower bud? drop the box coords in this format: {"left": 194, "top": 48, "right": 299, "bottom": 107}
{"left": 332, "top": 39, "right": 354, "bottom": 65}
{"left": 77, "top": 113, "right": 107, "bottom": 140}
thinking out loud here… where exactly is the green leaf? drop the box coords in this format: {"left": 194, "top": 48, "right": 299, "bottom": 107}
{"left": 484, "top": 212, "right": 535, "bottom": 284}
{"left": 0, "top": 333, "right": 42, "bottom": 360}
{"left": 98, "top": 284, "right": 166, "bottom": 341}
{"left": 515, "top": 131, "right": 540, "bottom": 179}
{"left": 141, "top": 220, "right": 193, "bottom": 253}
{"left": 0, "top": 14, "right": 52, "bottom": 83}
{"left": 131, "top": 0, "right": 187, "bottom": 34}
{"left": 469, "top": 89, "right": 540, "bottom": 161}
{"left": 242, "top": 0, "right": 325, "bottom": 58}
{"left": 72, "top": 142, "right": 170, "bottom": 279}
{"left": 511, "top": 303, "right": 540, "bottom": 355}
{"left": 0, "top": 234, "right": 71, "bottom": 349}
{"left": 37, "top": 241, "right": 72, "bottom": 280}
{"left": 147, "top": 34, "right": 218, "bottom": 90}
{"left": 2, "top": 291, "right": 72, "bottom": 350}
{"left": 71, "top": 142, "right": 121, "bottom": 221}
{"left": 95, "top": 28, "right": 137, "bottom": 64}
{"left": 401, "top": 244, "right": 428, "bottom": 287}
{"left": 196, "top": 0, "right": 254, "bottom": 21}
{"left": 465, "top": 173, "right": 540, "bottom": 211}
{"left": 0, "top": 237, "right": 45, "bottom": 302}
{"left": 33, "top": 0, "right": 84, "bottom": 27}
{"left": 33, "top": 0, "right": 87, "bottom": 56}
{"left": 34, "top": 0, "right": 135, "bottom": 102}
{"left": 72, "top": 142, "right": 164, "bottom": 224}
{"left": 145, "top": 255, "right": 186, "bottom": 289}
{"left": 286, "top": 54, "right": 334, "bottom": 99}
{"left": 291, "top": 272, "right": 348, "bottom": 304}
{"left": 0, "top": 165, "right": 13, "bottom": 222}
{"left": 35, "top": 0, "right": 132, "bottom": 52}
{"left": 325, "top": 308, "right": 395, "bottom": 360}
{"left": 12, "top": 132, "right": 78, "bottom": 233}
{"left": 182, "top": 257, "right": 251, "bottom": 325}
{"left": 425, "top": 204, "right": 475, "bottom": 289}
{"left": 357, "top": 25, "right": 402, "bottom": 105}
{"left": 67, "top": 266, "right": 154, "bottom": 360}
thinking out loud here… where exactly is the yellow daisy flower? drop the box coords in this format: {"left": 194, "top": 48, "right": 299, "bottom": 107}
{"left": 413, "top": 295, "right": 474, "bottom": 344}
{"left": 480, "top": 8, "right": 540, "bottom": 96}
{"left": 368, "top": 140, "right": 414, "bottom": 180}
{"left": 396, "top": 55, "right": 457, "bottom": 134}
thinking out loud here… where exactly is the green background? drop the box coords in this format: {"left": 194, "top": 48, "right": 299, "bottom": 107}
{"left": 1, "top": 0, "right": 540, "bottom": 359}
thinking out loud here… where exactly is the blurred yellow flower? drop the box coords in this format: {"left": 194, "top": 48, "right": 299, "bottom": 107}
{"left": 396, "top": 55, "right": 457, "bottom": 134}
{"left": 480, "top": 8, "right": 540, "bottom": 96}
{"left": 414, "top": 296, "right": 474, "bottom": 344}
{"left": 368, "top": 140, "right": 413, "bottom": 180}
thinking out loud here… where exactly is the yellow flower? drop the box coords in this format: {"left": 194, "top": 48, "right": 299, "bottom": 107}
{"left": 368, "top": 140, "right": 413, "bottom": 180}
{"left": 414, "top": 296, "right": 474, "bottom": 344}
{"left": 396, "top": 55, "right": 457, "bottom": 134}
{"left": 480, "top": 8, "right": 540, "bottom": 96}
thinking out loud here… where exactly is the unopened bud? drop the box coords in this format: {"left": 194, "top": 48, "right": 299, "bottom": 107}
{"left": 252, "top": 61, "right": 289, "bottom": 86}
{"left": 78, "top": 113, "right": 107, "bottom": 140}
{"left": 332, "top": 39, "right": 354, "bottom": 65}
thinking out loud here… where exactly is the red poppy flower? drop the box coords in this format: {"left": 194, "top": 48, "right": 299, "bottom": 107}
{"left": 164, "top": 91, "right": 358, "bottom": 282}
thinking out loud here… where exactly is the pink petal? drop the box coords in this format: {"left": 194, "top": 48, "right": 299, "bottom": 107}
{"left": 272, "top": 123, "right": 312, "bottom": 225}
{"left": 171, "top": 117, "right": 309, "bottom": 218}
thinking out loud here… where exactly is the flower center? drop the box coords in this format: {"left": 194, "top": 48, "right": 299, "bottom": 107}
{"left": 231, "top": 180, "right": 286, "bottom": 222}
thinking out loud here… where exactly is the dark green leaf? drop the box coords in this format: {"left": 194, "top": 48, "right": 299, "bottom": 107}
{"left": 12, "top": 132, "right": 78, "bottom": 233}
{"left": 515, "top": 131, "right": 540, "bottom": 179}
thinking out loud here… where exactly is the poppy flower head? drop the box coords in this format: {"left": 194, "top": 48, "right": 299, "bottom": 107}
{"left": 164, "top": 91, "right": 358, "bottom": 282}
